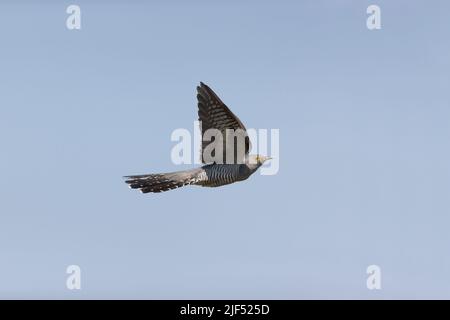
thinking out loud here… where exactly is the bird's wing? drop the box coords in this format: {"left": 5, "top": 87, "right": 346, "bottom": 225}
{"left": 197, "top": 82, "right": 251, "bottom": 164}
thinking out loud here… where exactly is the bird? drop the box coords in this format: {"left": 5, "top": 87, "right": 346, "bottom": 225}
{"left": 124, "top": 82, "right": 272, "bottom": 193}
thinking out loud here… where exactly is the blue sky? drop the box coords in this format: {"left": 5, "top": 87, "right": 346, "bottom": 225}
{"left": 0, "top": 0, "right": 449, "bottom": 298}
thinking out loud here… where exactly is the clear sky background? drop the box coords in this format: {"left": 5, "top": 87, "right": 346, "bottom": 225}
{"left": 0, "top": 0, "right": 449, "bottom": 299}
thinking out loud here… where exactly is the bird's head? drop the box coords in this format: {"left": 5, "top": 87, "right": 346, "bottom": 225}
{"left": 248, "top": 154, "right": 272, "bottom": 165}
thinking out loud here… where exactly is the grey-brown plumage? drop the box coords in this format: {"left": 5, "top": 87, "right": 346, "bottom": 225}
{"left": 197, "top": 81, "right": 251, "bottom": 164}
{"left": 124, "top": 82, "right": 271, "bottom": 193}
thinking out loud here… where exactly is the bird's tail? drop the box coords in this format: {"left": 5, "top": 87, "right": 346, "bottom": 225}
{"left": 124, "top": 168, "right": 201, "bottom": 193}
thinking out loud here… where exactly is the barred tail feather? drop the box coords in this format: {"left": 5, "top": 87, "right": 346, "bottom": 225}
{"left": 124, "top": 169, "right": 200, "bottom": 193}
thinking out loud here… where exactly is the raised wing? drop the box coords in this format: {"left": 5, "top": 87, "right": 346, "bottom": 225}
{"left": 197, "top": 82, "right": 251, "bottom": 164}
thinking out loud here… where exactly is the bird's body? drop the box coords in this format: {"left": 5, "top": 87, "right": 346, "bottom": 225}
{"left": 125, "top": 83, "right": 271, "bottom": 193}
{"left": 125, "top": 157, "right": 263, "bottom": 193}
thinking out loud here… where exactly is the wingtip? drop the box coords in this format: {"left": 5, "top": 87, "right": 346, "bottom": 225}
{"left": 199, "top": 81, "right": 210, "bottom": 90}
{"left": 197, "top": 82, "right": 208, "bottom": 94}
{"left": 198, "top": 82, "right": 213, "bottom": 95}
